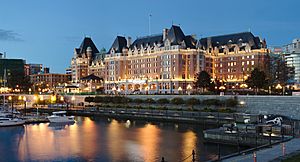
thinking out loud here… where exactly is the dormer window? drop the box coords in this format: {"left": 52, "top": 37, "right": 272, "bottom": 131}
{"left": 111, "top": 48, "right": 115, "bottom": 54}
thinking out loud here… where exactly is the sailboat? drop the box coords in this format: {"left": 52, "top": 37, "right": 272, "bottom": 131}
{"left": 0, "top": 69, "right": 25, "bottom": 127}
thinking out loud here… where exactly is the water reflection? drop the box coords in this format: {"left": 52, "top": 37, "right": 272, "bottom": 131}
{"left": 0, "top": 117, "right": 241, "bottom": 162}
{"left": 0, "top": 126, "right": 24, "bottom": 162}
{"left": 182, "top": 131, "right": 197, "bottom": 160}
{"left": 137, "top": 124, "right": 161, "bottom": 162}
{"left": 48, "top": 122, "right": 75, "bottom": 130}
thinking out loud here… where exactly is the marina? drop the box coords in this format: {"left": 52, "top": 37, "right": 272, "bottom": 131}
{"left": 0, "top": 116, "right": 243, "bottom": 162}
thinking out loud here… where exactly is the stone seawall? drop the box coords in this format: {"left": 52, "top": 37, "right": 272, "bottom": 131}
{"left": 20, "top": 94, "right": 300, "bottom": 120}
{"left": 128, "top": 95, "right": 300, "bottom": 120}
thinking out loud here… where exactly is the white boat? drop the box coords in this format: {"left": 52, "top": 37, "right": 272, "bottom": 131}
{"left": 0, "top": 117, "right": 25, "bottom": 127}
{"left": 47, "top": 111, "right": 75, "bottom": 123}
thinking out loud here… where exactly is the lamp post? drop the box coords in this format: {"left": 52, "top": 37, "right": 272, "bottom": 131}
{"left": 71, "top": 95, "right": 75, "bottom": 109}
{"left": 219, "top": 86, "right": 226, "bottom": 96}
{"left": 112, "top": 86, "right": 116, "bottom": 95}
{"left": 33, "top": 95, "right": 38, "bottom": 116}
{"left": 50, "top": 95, "right": 56, "bottom": 108}
{"left": 8, "top": 96, "right": 13, "bottom": 114}
{"left": 40, "top": 95, "right": 44, "bottom": 108}
{"left": 60, "top": 96, "right": 64, "bottom": 109}
{"left": 23, "top": 96, "right": 27, "bottom": 116}
{"left": 18, "top": 96, "right": 22, "bottom": 112}
{"left": 178, "top": 86, "right": 182, "bottom": 95}
{"left": 145, "top": 86, "right": 149, "bottom": 95}
{"left": 276, "top": 84, "right": 283, "bottom": 95}
{"left": 187, "top": 84, "right": 192, "bottom": 95}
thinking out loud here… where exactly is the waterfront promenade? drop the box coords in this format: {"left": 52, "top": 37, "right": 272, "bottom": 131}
{"left": 222, "top": 138, "right": 300, "bottom": 162}
{"left": 17, "top": 94, "right": 300, "bottom": 120}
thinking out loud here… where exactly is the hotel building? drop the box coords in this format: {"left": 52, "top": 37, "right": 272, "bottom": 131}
{"left": 199, "top": 32, "right": 269, "bottom": 84}
{"left": 70, "top": 25, "right": 269, "bottom": 93}
{"left": 104, "top": 25, "right": 203, "bottom": 94}
{"left": 71, "top": 37, "right": 102, "bottom": 83}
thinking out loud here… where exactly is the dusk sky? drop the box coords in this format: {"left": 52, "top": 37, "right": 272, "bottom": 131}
{"left": 0, "top": 0, "right": 299, "bottom": 73}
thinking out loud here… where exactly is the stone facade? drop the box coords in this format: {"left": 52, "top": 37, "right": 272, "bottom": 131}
{"left": 70, "top": 26, "right": 269, "bottom": 93}
{"left": 104, "top": 25, "right": 204, "bottom": 94}
{"left": 199, "top": 32, "right": 270, "bottom": 84}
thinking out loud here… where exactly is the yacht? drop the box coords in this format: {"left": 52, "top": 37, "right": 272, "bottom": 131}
{"left": 0, "top": 117, "right": 25, "bottom": 127}
{"left": 47, "top": 111, "right": 75, "bottom": 123}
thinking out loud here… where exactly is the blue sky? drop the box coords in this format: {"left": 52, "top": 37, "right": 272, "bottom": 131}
{"left": 0, "top": 0, "right": 299, "bottom": 73}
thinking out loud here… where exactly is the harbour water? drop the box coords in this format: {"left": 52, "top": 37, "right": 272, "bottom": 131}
{"left": 0, "top": 116, "right": 243, "bottom": 162}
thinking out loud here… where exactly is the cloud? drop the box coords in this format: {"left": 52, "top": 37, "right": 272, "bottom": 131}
{"left": 0, "top": 29, "right": 23, "bottom": 41}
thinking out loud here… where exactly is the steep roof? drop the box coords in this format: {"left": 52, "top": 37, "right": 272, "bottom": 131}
{"left": 78, "top": 37, "right": 99, "bottom": 54}
{"left": 199, "top": 32, "right": 261, "bottom": 49}
{"left": 166, "top": 25, "right": 186, "bottom": 45}
{"left": 184, "top": 35, "right": 197, "bottom": 48}
{"left": 80, "top": 74, "right": 103, "bottom": 81}
{"left": 109, "top": 36, "right": 127, "bottom": 53}
{"left": 130, "top": 34, "right": 163, "bottom": 49}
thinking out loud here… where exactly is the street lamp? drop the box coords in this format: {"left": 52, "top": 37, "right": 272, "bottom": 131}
{"left": 112, "top": 86, "right": 116, "bottom": 95}
{"left": 50, "top": 95, "right": 56, "bottom": 108}
{"left": 23, "top": 96, "right": 27, "bottom": 116}
{"left": 275, "top": 84, "right": 283, "bottom": 95}
{"left": 219, "top": 86, "right": 226, "bottom": 96}
{"left": 187, "top": 84, "right": 192, "bottom": 95}
{"left": 145, "top": 86, "right": 149, "bottom": 95}
{"left": 8, "top": 96, "right": 13, "bottom": 114}
{"left": 33, "top": 95, "right": 39, "bottom": 116}
{"left": 40, "top": 95, "right": 44, "bottom": 107}
{"left": 60, "top": 96, "right": 64, "bottom": 109}
{"left": 71, "top": 95, "right": 75, "bottom": 109}
{"left": 178, "top": 86, "right": 182, "bottom": 95}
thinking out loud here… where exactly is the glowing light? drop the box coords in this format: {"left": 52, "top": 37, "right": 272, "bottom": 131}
{"left": 276, "top": 84, "right": 282, "bottom": 89}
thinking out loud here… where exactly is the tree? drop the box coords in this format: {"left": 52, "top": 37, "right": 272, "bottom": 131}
{"left": 246, "top": 68, "right": 268, "bottom": 94}
{"left": 268, "top": 54, "right": 294, "bottom": 86}
{"left": 194, "top": 71, "right": 212, "bottom": 93}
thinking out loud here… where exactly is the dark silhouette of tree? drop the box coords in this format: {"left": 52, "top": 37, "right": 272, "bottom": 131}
{"left": 246, "top": 68, "right": 268, "bottom": 94}
{"left": 194, "top": 71, "right": 212, "bottom": 93}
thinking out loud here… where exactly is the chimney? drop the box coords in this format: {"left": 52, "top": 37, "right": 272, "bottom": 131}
{"left": 127, "top": 36, "right": 132, "bottom": 47}
{"left": 207, "top": 37, "right": 212, "bottom": 48}
{"left": 163, "top": 28, "right": 168, "bottom": 41}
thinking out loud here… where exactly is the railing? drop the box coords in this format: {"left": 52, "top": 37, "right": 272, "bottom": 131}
{"left": 161, "top": 150, "right": 196, "bottom": 162}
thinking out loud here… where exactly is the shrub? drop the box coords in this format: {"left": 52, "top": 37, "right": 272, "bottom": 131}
{"left": 186, "top": 98, "right": 200, "bottom": 105}
{"left": 94, "top": 96, "right": 104, "bottom": 103}
{"left": 84, "top": 96, "right": 95, "bottom": 103}
{"left": 224, "top": 98, "right": 238, "bottom": 107}
{"left": 202, "top": 99, "right": 222, "bottom": 106}
{"left": 133, "top": 98, "right": 144, "bottom": 103}
{"left": 218, "top": 108, "right": 236, "bottom": 113}
{"left": 171, "top": 97, "right": 185, "bottom": 105}
{"left": 111, "top": 96, "right": 130, "bottom": 104}
{"left": 157, "top": 98, "right": 170, "bottom": 104}
{"left": 145, "top": 98, "right": 156, "bottom": 104}
{"left": 103, "top": 96, "right": 113, "bottom": 103}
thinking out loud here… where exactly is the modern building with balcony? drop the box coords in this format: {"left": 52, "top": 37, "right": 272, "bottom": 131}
{"left": 283, "top": 38, "right": 300, "bottom": 85}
